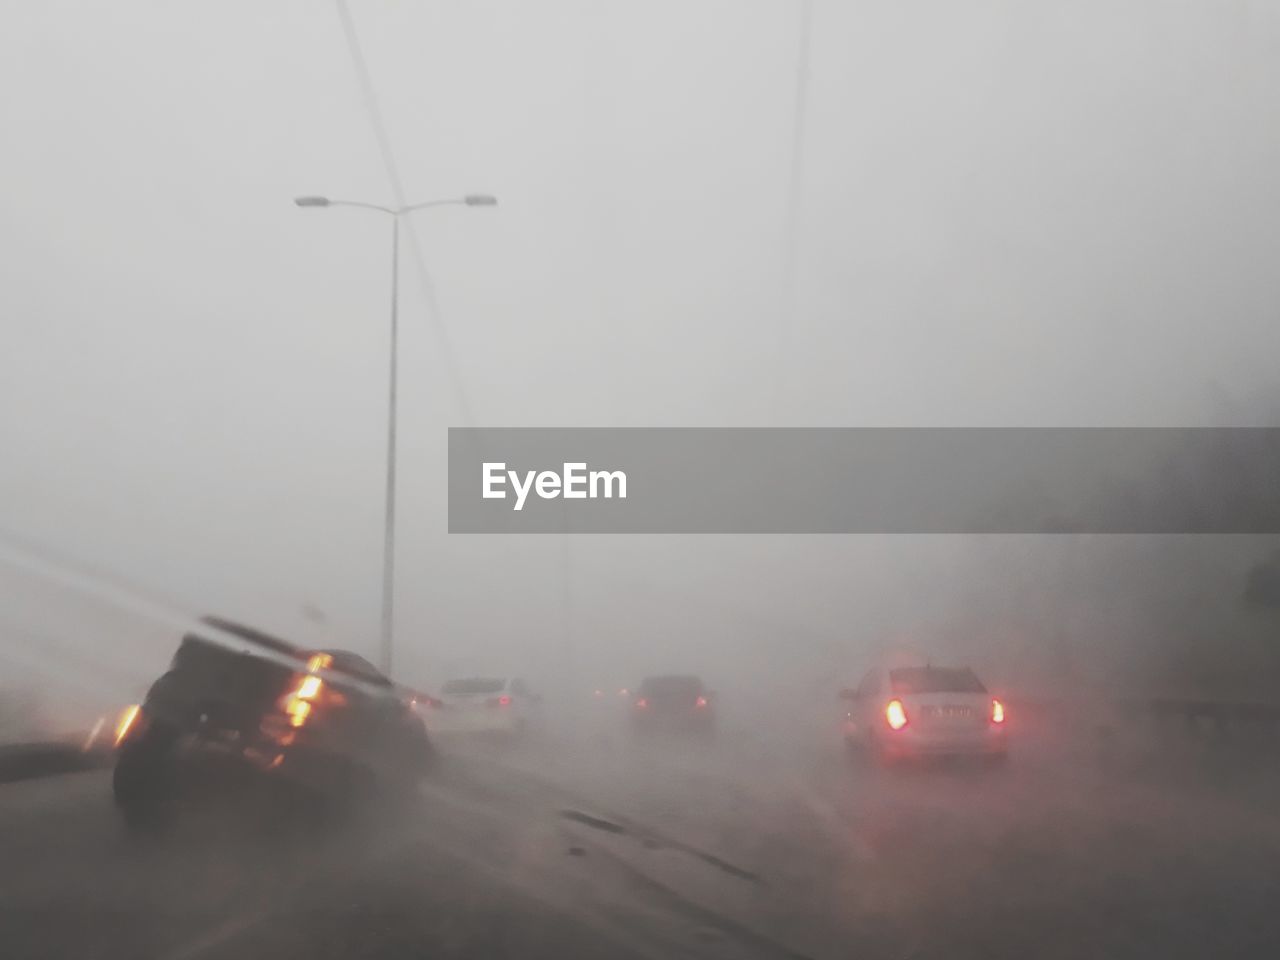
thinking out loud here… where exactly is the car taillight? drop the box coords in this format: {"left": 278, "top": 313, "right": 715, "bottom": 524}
{"left": 280, "top": 674, "right": 325, "bottom": 727}
{"left": 991, "top": 699, "right": 1005, "bottom": 724}
{"left": 114, "top": 704, "right": 141, "bottom": 746}
{"left": 297, "top": 675, "right": 322, "bottom": 700}
{"left": 635, "top": 698, "right": 648, "bottom": 709}
{"left": 695, "top": 696, "right": 708, "bottom": 708}
{"left": 487, "top": 695, "right": 512, "bottom": 707}
{"left": 884, "top": 698, "right": 908, "bottom": 731}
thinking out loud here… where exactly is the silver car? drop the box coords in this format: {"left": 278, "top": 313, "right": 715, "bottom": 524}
{"left": 840, "top": 664, "right": 1008, "bottom": 765}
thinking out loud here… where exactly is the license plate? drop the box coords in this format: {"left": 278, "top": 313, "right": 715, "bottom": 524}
{"left": 184, "top": 728, "right": 242, "bottom": 752}
{"left": 925, "top": 705, "right": 973, "bottom": 719}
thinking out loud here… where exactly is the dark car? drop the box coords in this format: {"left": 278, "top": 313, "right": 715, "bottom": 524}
{"left": 629, "top": 674, "right": 715, "bottom": 736}
{"left": 112, "top": 616, "right": 434, "bottom": 830}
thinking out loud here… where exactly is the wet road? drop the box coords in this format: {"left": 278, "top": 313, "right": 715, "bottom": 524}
{"left": 2, "top": 716, "right": 1279, "bottom": 959}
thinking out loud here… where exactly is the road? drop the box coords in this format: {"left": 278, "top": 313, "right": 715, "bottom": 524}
{"left": 2, "top": 712, "right": 1279, "bottom": 959}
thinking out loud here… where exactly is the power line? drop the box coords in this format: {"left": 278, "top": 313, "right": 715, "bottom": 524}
{"left": 772, "top": 0, "right": 813, "bottom": 423}
{"left": 334, "top": 0, "right": 477, "bottom": 426}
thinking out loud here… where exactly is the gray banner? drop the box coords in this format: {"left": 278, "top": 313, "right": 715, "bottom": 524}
{"left": 448, "top": 428, "right": 1280, "bottom": 534}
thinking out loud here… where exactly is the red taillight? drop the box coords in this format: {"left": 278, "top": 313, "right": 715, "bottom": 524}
{"left": 695, "top": 696, "right": 708, "bottom": 708}
{"left": 280, "top": 673, "right": 325, "bottom": 727}
{"left": 635, "top": 698, "right": 648, "bottom": 709}
{"left": 884, "top": 698, "right": 908, "bottom": 731}
{"left": 991, "top": 699, "right": 1005, "bottom": 724}
{"left": 487, "top": 695, "right": 512, "bottom": 707}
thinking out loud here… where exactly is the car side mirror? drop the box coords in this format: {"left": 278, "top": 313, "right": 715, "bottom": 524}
{"left": 838, "top": 688, "right": 858, "bottom": 701}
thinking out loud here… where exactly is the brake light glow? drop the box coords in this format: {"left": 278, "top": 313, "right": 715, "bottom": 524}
{"left": 991, "top": 699, "right": 1005, "bottom": 724}
{"left": 695, "top": 696, "right": 708, "bottom": 708}
{"left": 498, "top": 695, "right": 511, "bottom": 707}
{"left": 296, "top": 675, "right": 322, "bottom": 700}
{"left": 635, "top": 698, "right": 648, "bottom": 709}
{"left": 281, "top": 673, "right": 325, "bottom": 727}
{"left": 884, "top": 698, "right": 908, "bottom": 731}
{"left": 114, "top": 705, "right": 141, "bottom": 746}
{"left": 285, "top": 699, "right": 311, "bottom": 727}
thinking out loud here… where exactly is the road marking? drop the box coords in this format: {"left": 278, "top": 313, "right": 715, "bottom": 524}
{"left": 159, "top": 911, "right": 271, "bottom": 960}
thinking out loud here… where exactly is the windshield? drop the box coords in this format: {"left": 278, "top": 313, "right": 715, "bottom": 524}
{"left": 3, "top": 3, "right": 1277, "bottom": 958}
{"left": 638, "top": 676, "right": 704, "bottom": 698}
{"left": 441, "top": 678, "right": 506, "bottom": 695}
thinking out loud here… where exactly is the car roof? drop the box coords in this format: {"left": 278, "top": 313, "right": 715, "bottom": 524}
{"left": 639, "top": 674, "right": 705, "bottom": 687}
{"left": 314, "top": 649, "right": 390, "bottom": 685}
{"left": 441, "top": 676, "right": 510, "bottom": 686}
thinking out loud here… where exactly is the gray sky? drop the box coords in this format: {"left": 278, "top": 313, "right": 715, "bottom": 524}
{"left": 3, "top": 1, "right": 1280, "bottom": 699}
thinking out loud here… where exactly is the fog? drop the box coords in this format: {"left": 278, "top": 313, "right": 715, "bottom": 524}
{"left": 2, "top": 6, "right": 1280, "bottom": 951}
{"left": 3, "top": 1, "right": 1280, "bottom": 707}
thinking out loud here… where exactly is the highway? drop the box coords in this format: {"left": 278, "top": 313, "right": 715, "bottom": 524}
{"left": 2, "top": 713, "right": 1279, "bottom": 959}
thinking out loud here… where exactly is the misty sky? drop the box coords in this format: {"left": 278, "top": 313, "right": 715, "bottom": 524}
{"left": 3, "top": 2, "right": 1280, "bottom": 700}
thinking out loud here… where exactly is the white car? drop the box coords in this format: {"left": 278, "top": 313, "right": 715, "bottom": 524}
{"left": 840, "top": 664, "right": 1007, "bottom": 765}
{"left": 429, "top": 677, "right": 539, "bottom": 736}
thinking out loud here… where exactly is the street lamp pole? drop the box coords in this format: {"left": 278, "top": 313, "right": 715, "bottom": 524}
{"left": 382, "top": 212, "right": 399, "bottom": 679}
{"left": 294, "top": 193, "right": 497, "bottom": 677}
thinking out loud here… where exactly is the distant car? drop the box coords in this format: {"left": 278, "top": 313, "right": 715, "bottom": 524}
{"left": 112, "top": 617, "right": 434, "bottom": 830}
{"left": 840, "top": 664, "right": 1007, "bottom": 765}
{"left": 630, "top": 675, "right": 715, "bottom": 736}
{"left": 590, "top": 685, "right": 632, "bottom": 700}
{"left": 430, "top": 677, "right": 540, "bottom": 736}
{"left": 588, "top": 685, "right": 633, "bottom": 708}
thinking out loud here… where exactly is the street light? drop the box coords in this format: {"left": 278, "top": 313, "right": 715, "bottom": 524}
{"left": 294, "top": 192, "right": 497, "bottom": 677}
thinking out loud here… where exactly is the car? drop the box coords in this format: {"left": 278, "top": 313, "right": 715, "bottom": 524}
{"left": 840, "top": 663, "right": 1007, "bottom": 765}
{"left": 429, "top": 677, "right": 540, "bottom": 736}
{"left": 111, "top": 616, "right": 434, "bottom": 830}
{"left": 629, "top": 674, "right": 715, "bottom": 737}
{"left": 589, "top": 684, "right": 632, "bottom": 701}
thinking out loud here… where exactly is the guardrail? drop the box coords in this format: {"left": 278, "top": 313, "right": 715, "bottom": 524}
{"left": 0, "top": 739, "right": 113, "bottom": 785}
{"left": 1009, "top": 695, "right": 1280, "bottom": 729}
{"left": 1138, "top": 696, "right": 1280, "bottom": 731}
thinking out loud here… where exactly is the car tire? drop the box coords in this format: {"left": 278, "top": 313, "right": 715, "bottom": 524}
{"left": 843, "top": 735, "right": 864, "bottom": 764}
{"left": 402, "top": 718, "right": 438, "bottom": 777}
{"left": 867, "top": 733, "right": 896, "bottom": 770}
{"left": 113, "top": 725, "right": 177, "bottom": 833}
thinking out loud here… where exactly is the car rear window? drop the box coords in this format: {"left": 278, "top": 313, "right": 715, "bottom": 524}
{"left": 638, "top": 676, "right": 704, "bottom": 698}
{"left": 442, "top": 678, "right": 506, "bottom": 695}
{"left": 889, "top": 667, "right": 987, "bottom": 694}
{"left": 174, "top": 635, "right": 297, "bottom": 672}
{"left": 323, "top": 651, "right": 390, "bottom": 686}
{"left": 169, "top": 636, "right": 298, "bottom": 704}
